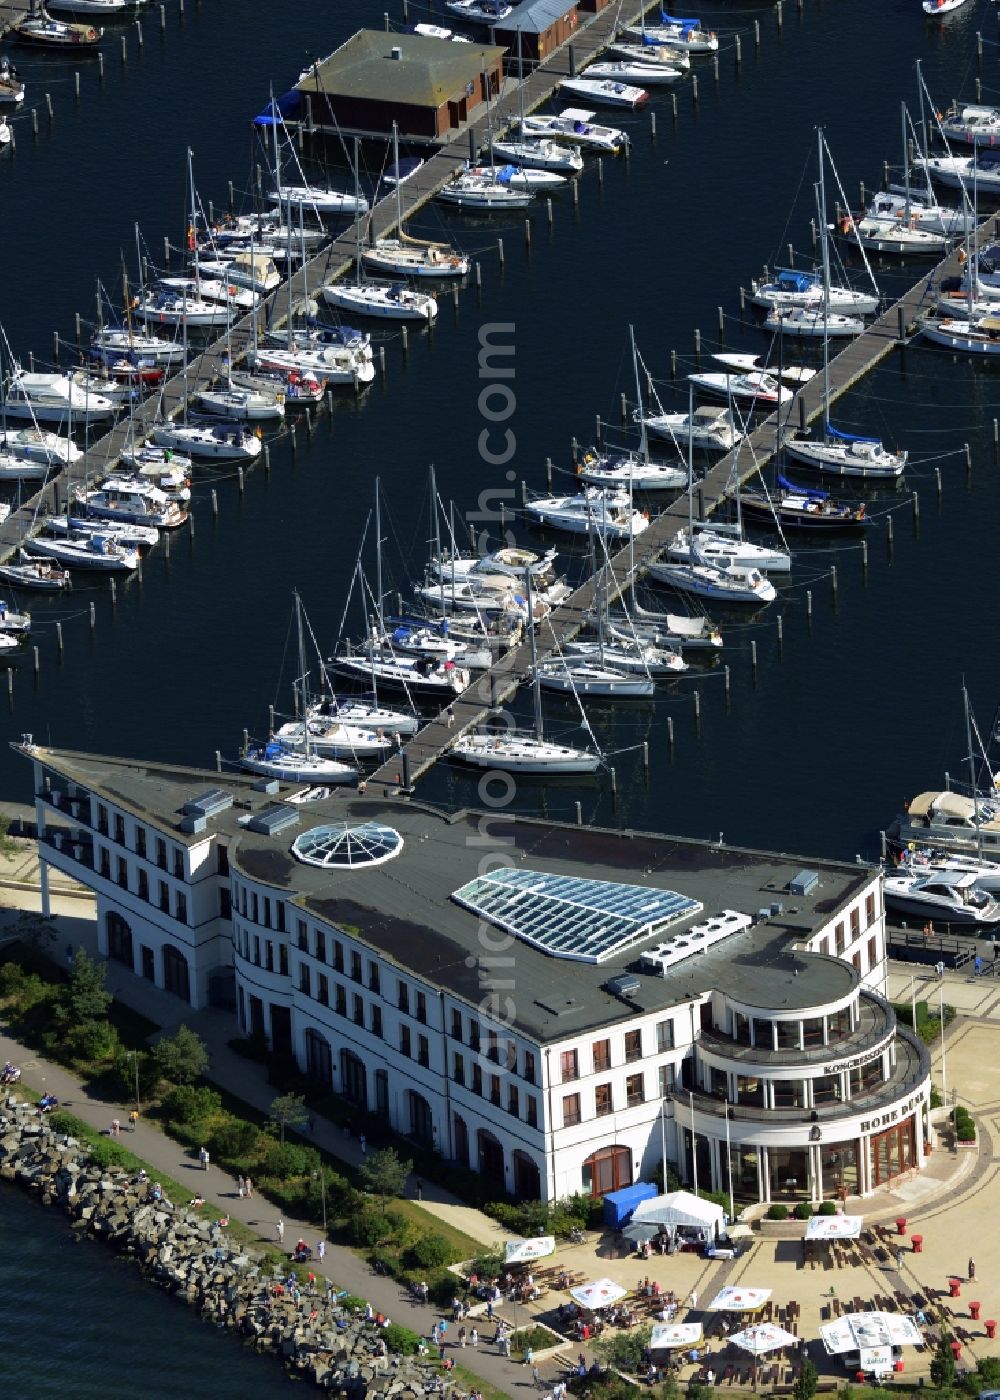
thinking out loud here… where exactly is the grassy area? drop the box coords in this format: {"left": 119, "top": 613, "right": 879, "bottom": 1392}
{"left": 388, "top": 1196, "right": 482, "bottom": 1261}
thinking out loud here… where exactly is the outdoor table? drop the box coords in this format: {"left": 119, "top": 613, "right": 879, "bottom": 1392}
{"left": 912, "top": 1235, "right": 923, "bottom": 1254}
{"left": 894, "top": 1361, "right": 905, "bottom": 1373}
{"left": 895, "top": 1217, "right": 908, "bottom": 1237}
{"left": 985, "top": 1320, "right": 997, "bottom": 1340}
{"left": 970, "top": 1302, "right": 981, "bottom": 1321}
{"left": 949, "top": 1279, "right": 962, "bottom": 1299}
{"left": 950, "top": 1341, "right": 963, "bottom": 1361}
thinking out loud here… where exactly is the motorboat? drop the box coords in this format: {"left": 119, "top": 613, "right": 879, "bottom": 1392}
{"left": 835, "top": 213, "right": 951, "bottom": 257}
{"left": 87, "top": 352, "right": 164, "bottom": 386}
{"left": 72, "top": 479, "right": 187, "bottom": 529}
{"left": 240, "top": 741, "right": 357, "bottom": 785}
{"left": 917, "top": 151, "right": 1000, "bottom": 194}
{"left": 612, "top": 605, "right": 722, "bottom": 650}
{"left": 46, "top": 514, "right": 158, "bottom": 548}
{"left": 750, "top": 267, "right": 879, "bottom": 315}
{"left": 921, "top": 314, "right": 1000, "bottom": 354}
{"left": 892, "top": 848, "right": 1000, "bottom": 894}
{"left": 23, "top": 532, "right": 138, "bottom": 572}
{"left": 449, "top": 731, "right": 601, "bottom": 774}
{"left": 647, "top": 553, "right": 777, "bottom": 605}
{"left": 319, "top": 280, "right": 437, "bottom": 322}
{"left": 0, "top": 58, "right": 25, "bottom": 108}
{"left": 738, "top": 476, "right": 866, "bottom": 531}
{"left": 866, "top": 190, "right": 968, "bottom": 238}
{"left": 584, "top": 59, "right": 682, "bottom": 85}
{"left": 533, "top": 660, "right": 655, "bottom": 698}
{"left": 91, "top": 326, "right": 186, "bottom": 365}
{"left": 577, "top": 449, "right": 687, "bottom": 492}
{"left": 151, "top": 422, "right": 262, "bottom": 461}
{"left": 230, "top": 367, "right": 325, "bottom": 406}
{"left": 525, "top": 488, "right": 650, "bottom": 539}
{"left": 308, "top": 695, "right": 419, "bottom": 736}
{"left": 893, "top": 789, "right": 1000, "bottom": 860}
{"left": 10, "top": 13, "right": 101, "bottom": 46}
{"left": 606, "top": 41, "right": 690, "bottom": 69}
{"left": 923, "top": 0, "right": 968, "bottom": 13}
{"left": 0, "top": 427, "right": 81, "bottom": 466}
{"left": 116, "top": 459, "right": 191, "bottom": 502}
{"left": 195, "top": 252, "right": 282, "bottom": 293}
{"left": 622, "top": 17, "right": 718, "bottom": 53}
{"left": 411, "top": 577, "right": 554, "bottom": 624}
{"left": 763, "top": 306, "right": 865, "bottom": 338}
{"left": 710, "top": 352, "right": 817, "bottom": 385}
{"left": 47, "top": 0, "right": 124, "bottom": 11}
{"left": 562, "top": 637, "right": 687, "bottom": 676}
{"left": 490, "top": 137, "right": 584, "bottom": 173}
{"left": 195, "top": 384, "right": 285, "bottom": 421}
{"left": 333, "top": 648, "right": 470, "bottom": 697}
{"left": 519, "top": 109, "right": 627, "bottom": 154}
{"left": 444, "top": 0, "right": 512, "bottom": 20}
{"left": 137, "top": 289, "right": 231, "bottom": 328}
{"left": 0, "top": 552, "right": 70, "bottom": 592}
{"left": 69, "top": 368, "right": 138, "bottom": 408}
{"left": 274, "top": 718, "right": 392, "bottom": 761}
{"left": 268, "top": 185, "right": 368, "bottom": 216}
{"left": 248, "top": 343, "right": 376, "bottom": 388}
{"left": 940, "top": 103, "right": 1000, "bottom": 147}
{"left": 118, "top": 443, "right": 195, "bottom": 478}
{"left": 466, "top": 163, "right": 566, "bottom": 191}
{"left": 363, "top": 238, "right": 470, "bottom": 279}
{"left": 641, "top": 405, "right": 743, "bottom": 452}
{"left": 883, "top": 870, "right": 1000, "bottom": 925}
{"left": 428, "top": 545, "right": 559, "bottom": 586}
{"left": 783, "top": 425, "right": 907, "bottom": 478}
{"left": 559, "top": 77, "right": 648, "bottom": 110}
{"left": 207, "top": 213, "right": 327, "bottom": 253}
{"left": 1, "top": 371, "right": 116, "bottom": 425}
{"left": 438, "top": 169, "right": 534, "bottom": 210}
{"left": 688, "top": 370, "right": 792, "bottom": 407}
{"left": 935, "top": 282, "right": 1000, "bottom": 321}
{"left": 664, "top": 523, "right": 791, "bottom": 573}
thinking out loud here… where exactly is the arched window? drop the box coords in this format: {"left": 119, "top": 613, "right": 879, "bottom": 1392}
{"left": 106, "top": 911, "right": 134, "bottom": 970}
{"left": 477, "top": 1129, "right": 505, "bottom": 1188}
{"left": 408, "top": 1091, "right": 433, "bottom": 1146}
{"left": 453, "top": 1114, "right": 469, "bottom": 1167}
{"left": 162, "top": 944, "right": 190, "bottom": 1003}
{"left": 305, "top": 1029, "right": 333, "bottom": 1090}
{"left": 512, "top": 1150, "right": 541, "bottom": 1201}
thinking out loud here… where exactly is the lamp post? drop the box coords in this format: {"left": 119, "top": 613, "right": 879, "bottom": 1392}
{"left": 725, "top": 1106, "right": 735, "bottom": 1225}
{"left": 129, "top": 1050, "right": 140, "bottom": 1117}
{"left": 938, "top": 981, "right": 948, "bottom": 1112}
{"left": 908, "top": 974, "right": 918, "bottom": 1036}
{"left": 313, "top": 1168, "right": 327, "bottom": 1234}
{"left": 689, "top": 1089, "right": 699, "bottom": 1195}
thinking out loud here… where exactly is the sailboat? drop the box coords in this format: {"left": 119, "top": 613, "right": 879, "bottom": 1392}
{"left": 623, "top": 11, "right": 718, "bottom": 53}
{"left": 267, "top": 93, "right": 367, "bottom": 217}
{"left": 242, "top": 595, "right": 359, "bottom": 784}
{"left": 364, "top": 124, "right": 470, "bottom": 279}
{"left": 137, "top": 155, "right": 235, "bottom": 330}
{"left": 739, "top": 475, "right": 867, "bottom": 532}
{"left": 195, "top": 278, "right": 285, "bottom": 423}
{"left": 534, "top": 565, "right": 657, "bottom": 699}
{"left": 450, "top": 569, "right": 602, "bottom": 773}
{"left": 750, "top": 267, "right": 879, "bottom": 315}
{"left": 579, "top": 329, "right": 688, "bottom": 492}
{"left": 526, "top": 485, "right": 649, "bottom": 540}
{"left": 784, "top": 131, "right": 908, "bottom": 480}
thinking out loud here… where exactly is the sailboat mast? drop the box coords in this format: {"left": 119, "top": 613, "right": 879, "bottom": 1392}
{"left": 816, "top": 128, "right": 831, "bottom": 445}
{"left": 295, "top": 591, "right": 311, "bottom": 759}
{"left": 964, "top": 681, "right": 983, "bottom": 860}
{"left": 374, "top": 475, "right": 384, "bottom": 634}
{"left": 353, "top": 136, "right": 362, "bottom": 286}
{"left": 393, "top": 121, "right": 403, "bottom": 238}
{"left": 526, "top": 566, "right": 542, "bottom": 739}
{"left": 901, "top": 101, "right": 911, "bottom": 222}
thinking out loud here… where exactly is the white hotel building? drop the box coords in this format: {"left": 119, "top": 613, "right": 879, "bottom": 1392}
{"left": 21, "top": 742, "right": 931, "bottom": 1207}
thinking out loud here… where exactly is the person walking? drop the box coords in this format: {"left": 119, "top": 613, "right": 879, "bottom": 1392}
{"left": 128, "top": 1109, "right": 139, "bottom": 1132}
{"left": 532, "top": 1364, "right": 542, "bottom": 1388}
{"left": 237, "top": 1174, "right": 246, "bottom": 1199}
{"left": 276, "top": 1218, "right": 285, "bottom": 1244}
{"left": 470, "top": 1327, "right": 479, "bottom": 1348}
{"left": 969, "top": 1257, "right": 977, "bottom": 1281}
{"left": 359, "top": 1133, "right": 367, "bottom": 1154}
{"left": 689, "top": 1289, "right": 698, "bottom": 1311}
{"left": 975, "top": 954, "right": 984, "bottom": 977}
{"left": 244, "top": 1176, "right": 253, "bottom": 1199}
{"left": 896, "top": 1247, "right": 905, "bottom": 1271}
{"left": 198, "top": 1146, "right": 209, "bottom": 1171}
{"left": 317, "top": 1239, "right": 326, "bottom": 1261}
{"left": 458, "top": 1326, "right": 467, "bottom": 1348}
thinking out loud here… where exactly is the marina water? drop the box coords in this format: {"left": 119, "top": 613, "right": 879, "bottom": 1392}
{"left": 0, "top": 2, "right": 997, "bottom": 855}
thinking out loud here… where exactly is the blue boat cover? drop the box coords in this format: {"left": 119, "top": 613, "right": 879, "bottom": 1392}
{"left": 776, "top": 268, "right": 819, "bottom": 292}
{"left": 264, "top": 741, "right": 284, "bottom": 759}
{"left": 778, "top": 474, "right": 827, "bottom": 499}
{"left": 392, "top": 626, "right": 410, "bottom": 644}
{"left": 254, "top": 90, "right": 301, "bottom": 127}
{"left": 496, "top": 165, "right": 519, "bottom": 183}
{"left": 660, "top": 11, "right": 699, "bottom": 28}
{"left": 603, "top": 1181, "right": 658, "bottom": 1228}
{"left": 826, "top": 422, "right": 879, "bottom": 445}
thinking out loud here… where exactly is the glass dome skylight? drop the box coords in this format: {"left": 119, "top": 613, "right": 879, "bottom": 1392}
{"left": 291, "top": 821, "right": 403, "bottom": 870}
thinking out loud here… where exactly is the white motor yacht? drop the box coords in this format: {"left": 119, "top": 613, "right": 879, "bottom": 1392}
{"left": 559, "top": 77, "right": 648, "bottom": 110}
{"left": 894, "top": 849, "right": 1000, "bottom": 894}
{"left": 0, "top": 426, "right": 81, "bottom": 466}
{"left": 24, "top": 532, "right": 138, "bottom": 572}
{"left": 490, "top": 138, "right": 584, "bottom": 173}
{"left": 0, "top": 58, "right": 25, "bottom": 108}
{"left": 466, "top": 163, "right": 566, "bottom": 191}
{"left": 688, "top": 370, "right": 793, "bottom": 407}
{"left": 525, "top": 489, "right": 650, "bottom": 540}
{"left": 137, "top": 289, "right": 231, "bottom": 329}
{"left": 577, "top": 450, "right": 687, "bottom": 492}
{"left": 73, "top": 479, "right": 187, "bottom": 530}
{"left": 519, "top": 109, "right": 627, "bottom": 153}
{"left": 641, "top": 405, "right": 743, "bottom": 452}
{"left": 883, "top": 870, "right": 1000, "bottom": 925}
{"left": 647, "top": 556, "right": 777, "bottom": 605}
{"left": 1, "top": 371, "right": 115, "bottom": 425}
{"left": 893, "top": 789, "right": 1000, "bottom": 860}
{"left": 444, "top": 0, "right": 512, "bottom": 20}
{"left": 151, "top": 423, "right": 262, "bottom": 462}
{"left": 319, "top": 281, "right": 437, "bottom": 322}
{"left": 607, "top": 41, "right": 690, "bottom": 69}
{"left": 749, "top": 267, "right": 879, "bottom": 315}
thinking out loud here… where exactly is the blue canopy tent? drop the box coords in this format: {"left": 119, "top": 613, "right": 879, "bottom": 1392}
{"left": 253, "top": 90, "right": 301, "bottom": 127}
{"left": 603, "top": 1181, "right": 658, "bottom": 1228}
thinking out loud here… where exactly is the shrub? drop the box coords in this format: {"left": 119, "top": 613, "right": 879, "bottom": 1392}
{"left": 513, "top": 1324, "right": 557, "bottom": 1357}
{"left": 792, "top": 1359, "right": 818, "bottom": 1400}
{"left": 766, "top": 1203, "right": 789, "bottom": 1220}
{"left": 382, "top": 1323, "right": 420, "bottom": 1356}
{"left": 62, "top": 1018, "right": 121, "bottom": 1063}
{"left": 402, "top": 1232, "right": 455, "bottom": 1271}
{"left": 930, "top": 1085, "right": 943, "bottom": 1109}
{"left": 207, "top": 1117, "right": 261, "bottom": 1162}
{"left": 466, "top": 1248, "right": 504, "bottom": 1281}
{"left": 954, "top": 1106, "right": 976, "bottom": 1142}
{"left": 87, "top": 1138, "right": 133, "bottom": 1170}
{"left": 337, "top": 1294, "right": 367, "bottom": 1313}
{"left": 930, "top": 1333, "right": 956, "bottom": 1389}
{"left": 817, "top": 1201, "right": 838, "bottom": 1215}
{"left": 345, "top": 1209, "right": 401, "bottom": 1249}
{"left": 793, "top": 1202, "right": 814, "bottom": 1220}
{"left": 161, "top": 1083, "right": 222, "bottom": 1126}
{"left": 261, "top": 1140, "right": 320, "bottom": 1179}
{"left": 594, "top": 1324, "right": 652, "bottom": 1373}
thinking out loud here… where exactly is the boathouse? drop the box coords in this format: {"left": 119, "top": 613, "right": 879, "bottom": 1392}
{"left": 294, "top": 30, "right": 505, "bottom": 143}
{"left": 492, "top": 0, "right": 579, "bottom": 65}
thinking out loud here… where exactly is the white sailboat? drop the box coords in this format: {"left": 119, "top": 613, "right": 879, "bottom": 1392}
{"left": 365, "top": 123, "right": 470, "bottom": 279}
{"left": 750, "top": 267, "right": 879, "bottom": 315}
{"left": 607, "top": 41, "right": 690, "bottom": 68}
{"left": 763, "top": 305, "right": 864, "bottom": 338}
{"left": 579, "top": 329, "right": 688, "bottom": 491}
{"left": 438, "top": 166, "right": 535, "bottom": 211}
{"left": 24, "top": 531, "right": 138, "bottom": 573}
{"left": 0, "top": 425, "right": 81, "bottom": 466}
{"left": 940, "top": 102, "right": 1000, "bottom": 146}
{"left": 641, "top": 404, "right": 743, "bottom": 452}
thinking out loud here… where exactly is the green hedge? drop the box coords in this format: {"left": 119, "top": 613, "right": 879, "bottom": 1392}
{"left": 817, "top": 1200, "right": 838, "bottom": 1215}
{"left": 766, "top": 1203, "right": 789, "bottom": 1220}
{"left": 954, "top": 1106, "right": 976, "bottom": 1142}
{"left": 793, "top": 1202, "right": 814, "bottom": 1220}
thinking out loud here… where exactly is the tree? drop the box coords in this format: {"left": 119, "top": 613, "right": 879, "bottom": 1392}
{"left": 930, "top": 1334, "right": 957, "bottom": 1390}
{"left": 0, "top": 812, "right": 18, "bottom": 862}
{"left": 268, "top": 1091, "right": 310, "bottom": 1146}
{"left": 12, "top": 909, "right": 56, "bottom": 952}
{"left": 151, "top": 1025, "right": 209, "bottom": 1086}
{"left": 593, "top": 1324, "right": 652, "bottom": 1373}
{"left": 359, "top": 1146, "right": 412, "bottom": 1216}
{"left": 63, "top": 948, "right": 112, "bottom": 1024}
{"left": 792, "top": 1358, "right": 818, "bottom": 1400}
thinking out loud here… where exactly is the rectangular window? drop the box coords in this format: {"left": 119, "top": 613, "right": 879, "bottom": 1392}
{"left": 335, "top": 984, "right": 346, "bottom": 1017}
{"left": 314, "top": 929, "right": 326, "bottom": 963}
{"left": 173, "top": 848, "right": 184, "bottom": 880}
{"left": 595, "top": 1083, "right": 613, "bottom": 1117}
{"left": 297, "top": 919, "right": 308, "bottom": 952}
{"left": 508, "top": 1084, "right": 519, "bottom": 1118}
{"left": 98, "top": 848, "right": 110, "bottom": 879}
{"left": 866, "top": 935, "right": 877, "bottom": 972}
{"left": 219, "top": 888, "right": 231, "bottom": 921}
{"left": 835, "top": 921, "right": 847, "bottom": 954}
{"left": 398, "top": 981, "right": 409, "bottom": 1014}
{"left": 487, "top": 1032, "right": 500, "bottom": 1064}
{"left": 275, "top": 902, "right": 285, "bottom": 934}
{"left": 593, "top": 1039, "right": 611, "bottom": 1073}
{"left": 353, "top": 994, "right": 364, "bottom": 1027}
{"left": 300, "top": 964, "right": 311, "bottom": 997}
{"left": 451, "top": 1009, "right": 463, "bottom": 1042}
{"left": 97, "top": 804, "right": 109, "bottom": 837}
{"left": 472, "top": 1064, "right": 483, "bottom": 1096}
{"left": 262, "top": 897, "right": 271, "bottom": 930}
{"left": 625, "top": 1072, "right": 645, "bottom": 1107}
{"left": 134, "top": 826, "right": 146, "bottom": 858}
{"left": 852, "top": 951, "right": 861, "bottom": 972}
{"left": 253, "top": 936, "right": 260, "bottom": 966}
{"left": 217, "top": 844, "right": 229, "bottom": 878}
{"left": 469, "top": 1021, "right": 481, "bottom": 1052}
{"left": 658, "top": 1063, "right": 675, "bottom": 1097}
{"left": 116, "top": 856, "right": 128, "bottom": 890}
{"left": 318, "top": 973, "right": 329, "bottom": 1008}
{"left": 158, "top": 879, "right": 169, "bottom": 913}
{"left": 175, "top": 891, "right": 187, "bottom": 925}
{"left": 415, "top": 991, "right": 427, "bottom": 1025}
{"left": 239, "top": 886, "right": 247, "bottom": 917}
{"left": 137, "top": 869, "right": 149, "bottom": 902}
{"left": 489, "top": 1074, "right": 501, "bottom": 1106}
{"left": 333, "top": 941, "right": 344, "bottom": 974}
{"left": 526, "top": 1095, "right": 538, "bottom": 1128}
{"left": 351, "top": 951, "right": 362, "bottom": 984}
{"left": 850, "top": 906, "right": 861, "bottom": 938}
{"left": 418, "top": 1036, "right": 430, "bottom": 1069}
{"left": 113, "top": 814, "right": 125, "bottom": 846}
{"left": 265, "top": 942, "right": 274, "bottom": 973}
{"left": 279, "top": 944, "right": 288, "bottom": 977}
{"left": 656, "top": 1020, "right": 675, "bottom": 1053}
{"left": 624, "top": 1030, "right": 642, "bottom": 1063}
{"left": 250, "top": 893, "right": 258, "bottom": 924}
{"left": 562, "top": 1093, "right": 581, "bottom": 1128}
{"left": 453, "top": 1053, "right": 465, "bottom": 1086}
{"left": 368, "top": 962, "right": 380, "bottom": 994}
{"left": 560, "top": 1049, "right": 579, "bottom": 1083}
{"left": 371, "top": 1005, "right": 382, "bottom": 1038}
{"left": 865, "top": 892, "right": 876, "bottom": 927}
{"left": 400, "top": 1025, "right": 411, "bottom": 1058}
{"left": 156, "top": 836, "right": 166, "bottom": 870}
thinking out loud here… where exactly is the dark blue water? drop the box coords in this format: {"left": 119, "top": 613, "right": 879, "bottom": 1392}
{"left": 0, "top": 1183, "right": 293, "bottom": 1397}
{"left": 0, "top": 0, "right": 997, "bottom": 863}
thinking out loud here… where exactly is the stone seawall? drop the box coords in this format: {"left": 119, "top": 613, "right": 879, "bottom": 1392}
{"left": 0, "top": 1097, "right": 436, "bottom": 1396}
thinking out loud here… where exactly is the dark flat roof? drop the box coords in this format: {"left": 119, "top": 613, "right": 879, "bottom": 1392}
{"left": 494, "top": 0, "right": 577, "bottom": 34}
{"left": 296, "top": 31, "right": 506, "bottom": 110}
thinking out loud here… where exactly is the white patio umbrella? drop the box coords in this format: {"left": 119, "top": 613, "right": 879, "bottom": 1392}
{"left": 650, "top": 1322, "right": 703, "bottom": 1350}
{"left": 730, "top": 1323, "right": 798, "bottom": 1357}
{"left": 805, "top": 1214, "right": 863, "bottom": 1241}
{"left": 570, "top": 1278, "right": 629, "bottom": 1310}
{"left": 709, "top": 1286, "right": 772, "bottom": 1312}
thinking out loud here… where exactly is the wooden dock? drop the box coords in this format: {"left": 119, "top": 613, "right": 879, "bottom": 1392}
{"left": 366, "top": 217, "right": 1000, "bottom": 790}
{"left": 0, "top": 0, "right": 33, "bottom": 36}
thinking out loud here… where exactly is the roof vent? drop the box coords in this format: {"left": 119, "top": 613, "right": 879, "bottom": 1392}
{"left": 605, "top": 974, "right": 641, "bottom": 1000}
{"left": 641, "top": 909, "right": 752, "bottom": 977}
{"left": 390, "top": 44, "right": 402, "bottom": 59}
{"left": 182, "top": 788, "right": 233, "bottom": 820}
{"left": 788, "top": 870, "right": 819, "bottom": 897}
{"left": 179, "top": 814, "right": 208, "bottom": 834}
{"left": 246, "top": 804, "right": 300, "bottom": 837}
{"left": 252, "top": 778, "right": 281, "bottom": 795}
